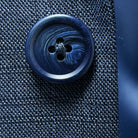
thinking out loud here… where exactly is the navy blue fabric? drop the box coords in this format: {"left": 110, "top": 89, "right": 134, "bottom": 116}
{"left": 1, "top": 0, "right": 118, "bottom": 137}
{"left": 114, "top": 0, "right": 138, "bottom": 137}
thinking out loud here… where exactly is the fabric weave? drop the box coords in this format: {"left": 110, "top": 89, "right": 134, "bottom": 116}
{"left": 1, "top": 0, "right": 118, "bottom": 137}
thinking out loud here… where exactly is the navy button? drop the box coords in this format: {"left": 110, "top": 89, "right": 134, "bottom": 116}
{"left": 25, "top": 14, "right": 94, "bottom": 83}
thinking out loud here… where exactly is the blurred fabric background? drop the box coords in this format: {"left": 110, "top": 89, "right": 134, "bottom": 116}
{"left": 115, "top": 0, "right": 138, "bottom": 137}
{"left": 1, "top": 0, "right": 118, "bottom": 137}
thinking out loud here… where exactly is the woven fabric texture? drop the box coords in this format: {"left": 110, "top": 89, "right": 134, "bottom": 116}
{"left": 1, "top": 0, "right": 118, "bottom": 137}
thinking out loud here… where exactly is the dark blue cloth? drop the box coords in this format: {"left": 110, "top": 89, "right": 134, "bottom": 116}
{"left": 1, "top": 0, "right": 118, "bottom": 137}
{"left": 114, "top": 0, "right": 138, "bottom": 137}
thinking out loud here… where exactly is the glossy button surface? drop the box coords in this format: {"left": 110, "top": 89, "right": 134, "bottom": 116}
{"left": 25, "top": 14, "right": 94, "bottom": 83}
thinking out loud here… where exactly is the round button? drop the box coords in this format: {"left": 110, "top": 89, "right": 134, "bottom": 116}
{"left": 25, "top": 14, "right": 94, "bottom": 83}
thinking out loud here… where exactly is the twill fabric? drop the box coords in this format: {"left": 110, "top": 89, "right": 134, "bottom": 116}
{"left": 1, "top": 0, "right": 118, "bottom": 137}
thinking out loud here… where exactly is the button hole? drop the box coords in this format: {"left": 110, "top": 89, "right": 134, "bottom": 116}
{"left": 56, "top": 37, "right": 64, "bottom": 44}
{"left": 65, "top": 44, "right": 72, "bottom": 52}
{"left": 48, "top": 46, "right": 55, "bottom": 53}
{"left": 57, "top": 53, "right": 65, "bottom": 61}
